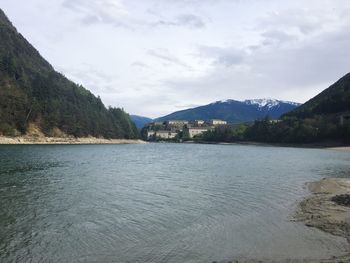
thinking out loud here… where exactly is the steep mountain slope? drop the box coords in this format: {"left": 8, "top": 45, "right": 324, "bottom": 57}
{"left": 285, "top": 73, "right": 350, "bottom": 118}
{"left": 0, "top": 9, "right": 138, "bottom": 138}
{"left": 156, "top": 99, "right": 300, "bottom": 124}
{"left": 130, "top": 115, "right": 153, "bottom": 129}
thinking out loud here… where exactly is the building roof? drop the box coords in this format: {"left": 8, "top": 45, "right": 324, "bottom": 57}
{"left": 157, "top": 130, "right": 178, "bottom": 133}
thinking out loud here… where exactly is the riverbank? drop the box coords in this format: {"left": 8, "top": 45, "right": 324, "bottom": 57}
{"left": 0, "top": 136, "right": 146, "bottom": 145}
{"left": 294, "top": 178, "right": 350, "bottom": 262}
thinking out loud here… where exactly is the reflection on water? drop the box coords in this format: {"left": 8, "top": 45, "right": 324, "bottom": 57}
{"left": 0, "top": 144, "right": 349, "bottom": 262}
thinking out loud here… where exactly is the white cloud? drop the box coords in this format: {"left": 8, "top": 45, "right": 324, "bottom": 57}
{"left": 198, "top": 46, "right": 245, "bottom": 67}
{"left": 147, "top": 49, "right": 191, "bottom": 69}
{"left": 2, "top": 0, "right": 350, "bottom": 117}
{"left": 153, "top": 14, "right": 205, "bottom": 28}
{"left": 62, "top": 0, "right": 129, "bottom": 27}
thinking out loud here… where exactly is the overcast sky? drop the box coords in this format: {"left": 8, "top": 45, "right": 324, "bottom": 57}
{"left": 2, "top": 0, "right": 350, "bottom": 117}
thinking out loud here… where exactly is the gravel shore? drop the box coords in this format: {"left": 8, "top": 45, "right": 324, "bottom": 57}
{"left": 0, "top": 136, "right": 146, "bottom": 145}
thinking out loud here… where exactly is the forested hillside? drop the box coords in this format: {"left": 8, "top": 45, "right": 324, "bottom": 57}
{"left": 285, "top": 73, "right": 350, "bottom": 118}
{"left": 0, "top": 9, "right": 138, "bottom": 138}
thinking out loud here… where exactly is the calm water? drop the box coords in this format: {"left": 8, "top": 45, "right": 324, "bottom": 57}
{"left": 0, "top": 144, "right": 350, "bottom": 262}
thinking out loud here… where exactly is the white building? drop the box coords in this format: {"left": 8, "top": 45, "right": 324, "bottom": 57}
{"left": 269, "top": 119, "right": 282, "bottom": 124}
{"left": 208, "top": 119, "right": 227, "bottom": 125}
{"left": 156, "top": 130, "right": 178, "bottom": 139}
{"left": 166, "top": 120, "right": 189, "bottom": 126}
{"left": 146, "top": 130, "right": 156, "bottom": 140}
{"left": 185, "top": 127, "right": 213, "bottom": 138}
{"left": 192, "top": 120, "right": 205, "bottom": 126}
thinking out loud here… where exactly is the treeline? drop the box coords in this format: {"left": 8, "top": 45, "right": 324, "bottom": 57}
{"left": 245, "top": 116, "right": 349, "bottom": 143}
{"left": 196, "top": 116, "right": 350, "bottom": 144}
{"left": 0, "top": 9, "right": 138, "bottom": 138}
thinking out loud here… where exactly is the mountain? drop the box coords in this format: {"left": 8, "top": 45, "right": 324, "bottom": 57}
{"left": 156, "top": 99, "right": 300, "bottom": 124}
{"left": 130, "top": 115, "right": 153, "bottom": 129}
{"left": 243, "top": 73, "right": 350, "bottom": 144}
{"left": 285, "top": 73, "right": 350, "bottom": 118}
{"left": 0, "top": 9, "right": 138, "bottom": 138}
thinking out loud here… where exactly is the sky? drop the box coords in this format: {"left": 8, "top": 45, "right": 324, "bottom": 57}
{"left": 2, "top": 0, "right": 350, "bottom": 118}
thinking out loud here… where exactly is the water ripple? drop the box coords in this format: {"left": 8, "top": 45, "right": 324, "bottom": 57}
{"left": 0, "top": 144, "right": 349, "bottom": 262}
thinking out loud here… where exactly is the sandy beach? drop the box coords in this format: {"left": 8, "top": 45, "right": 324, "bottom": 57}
{"left": 327, "top": 147, "right": 350, "bottom": 152}
{"left": 0, "top": 136, "right": 146, "bottom": 145}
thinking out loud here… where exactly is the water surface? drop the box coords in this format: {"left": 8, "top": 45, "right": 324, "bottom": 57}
{"left": 0, "top": 144, "right": 349, "bottom": 262}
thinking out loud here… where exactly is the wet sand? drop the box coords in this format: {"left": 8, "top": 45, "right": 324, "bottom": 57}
{"left": 294, "top": 178, "right": 350, "bottom": 262}
{"left": 222, "top": 178, "right": 350, "bottom": 263}
{"left": 327, "top": 147, "right": 350, "bottom": 152}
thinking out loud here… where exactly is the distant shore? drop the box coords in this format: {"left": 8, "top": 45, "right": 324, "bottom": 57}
{"left": 0, "top": 136, "right": 146, "bottom": 145}
{"left": 184, "top": 140, "right": 350, "bottom": 151}
{"left": 233, "top": 141, "right": 350, "bottom": 150}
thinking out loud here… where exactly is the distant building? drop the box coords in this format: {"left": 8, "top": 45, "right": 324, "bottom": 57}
{"left": 184, "top": 127, "right": 213, "bottom": 138}
{"left": 192, "top": 120, "right": 205, "bottom": 126}
{"left": 146, "top": 130, "right": 156, "bottom": 140}
{"left": 155, "top": 130, "right": 178, "bottom": 139}
{"left": 208, "top": 119, "right": 227, "bottom": 125}
{"left": 166, "top": 120, "right": 189, "bottom": 126}
{"left": 165, "top": 120, "right": 189, "bottom": 131}
{"left": 144, "top": 119, "right": 226, "bottom": 141}
{"left": 269, "top": 119, "right": 282, "bottom": 124}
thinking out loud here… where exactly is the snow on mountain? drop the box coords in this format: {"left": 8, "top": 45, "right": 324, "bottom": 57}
{"left": 244, "top": 99, "right": 279, "bottom": 109}
{"left": 156, "top": 98, "right": 301, "bottom": 124}
{"left": 216, "top": 98, "right": 301, "bottom": 109}
{"left": 244, "top": 98, "right": 301, "bottom": 108}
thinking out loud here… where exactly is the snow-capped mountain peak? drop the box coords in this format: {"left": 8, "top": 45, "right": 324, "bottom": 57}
{"left": 209, "top": 98, "right": 301, "bottom": 114}
{"left": 244, "top": 98, "right": 300, "bottom": 109}
{"left": 244, "top": 98, "right": 279, "bottom": 109}
{"left": 212, "top": 99, "right": 237, "bottom": 104}
{"left": 157, "top": 98, "right": 301, "bottom": 123}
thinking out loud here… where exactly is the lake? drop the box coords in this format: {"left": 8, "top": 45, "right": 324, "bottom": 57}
{"left": 0, "top": 143, "right": 349, "bottom": 262}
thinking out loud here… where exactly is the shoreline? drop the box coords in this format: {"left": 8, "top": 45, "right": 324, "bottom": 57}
{"left": 226, "top": 178, "right": 350, "bottom": 263}
{"left": 326, "top": 146, "right": 350, "bottom": 152}
{"left": 185, "top": 140, "right": 350, "bottom": 151}
{"left": 294, "top": 178, "right": 350, "bottom": 262}
{"left": 0, "top": 136, "right": 146, "bottom": 145}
